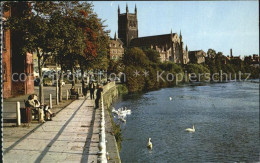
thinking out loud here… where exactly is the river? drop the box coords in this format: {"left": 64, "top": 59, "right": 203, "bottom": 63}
{"left": 111, "top": 80, "right": 259, "bottom": 162}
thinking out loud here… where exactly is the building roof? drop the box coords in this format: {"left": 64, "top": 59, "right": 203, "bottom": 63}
{"left": 117, "top": 38, "right": 124, "bottom": 45}
{"left": 130, "top": 33, "right": 177, "bottom": 47}
{"left": 188, "top": 50, "right": 206, "bottom": 57}
{"left": 189, "top": 50, "right": 205, "bottom": 53}
{"left": 110, "top": 38, "right": 124, "bottom": 45}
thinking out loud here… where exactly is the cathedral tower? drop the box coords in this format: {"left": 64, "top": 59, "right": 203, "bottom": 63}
{"left": 118, "top": 4, "right": 138, "bottom": 47}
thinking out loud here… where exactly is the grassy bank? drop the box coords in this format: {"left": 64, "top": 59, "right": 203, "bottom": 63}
{"left": 117, "top": 84, "right": 128, "bottom": 95}
{"left": 108, "top": 106, "right": 123, "bottom": 151}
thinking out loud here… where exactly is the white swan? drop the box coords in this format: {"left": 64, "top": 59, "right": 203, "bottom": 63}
{"left": 112, "top": 107, "right": 119, "bottom": 115}
{"left": 118, "top": 116, "right": 126, "bottom": 123}
{"left": 126, "top": 109, "right": 131, "bottom": 115}
{"left": 119, "top": 111, "right": 127, "bottom": 117}
{"left": 147, "top": 138, "right": 152, "bottom": 150}
{"left": 185, "top": 125, "right": 195, "bottom": 132}
{"left": 169, "top": 96, "right": 173, "bottom": 101}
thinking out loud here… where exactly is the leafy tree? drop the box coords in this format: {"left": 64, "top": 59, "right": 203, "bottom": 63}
{"left": 144, "top": 49, "right": 160, "bottom": 64}
{"left": 207, "top": 49, "right": 216, "bottom": 58}
{"left": 6, "top": 2, "right": 59, "bottom": 103}
{"left": 123, "top": 47, "right": 149, "bottom": 67}
{"left": 6, "top": 1, "right": 109, "bottom": 102}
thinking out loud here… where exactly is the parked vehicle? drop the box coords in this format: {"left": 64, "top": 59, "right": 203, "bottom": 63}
{"left": 52, "top": 81, "right": 65, "bottom": 86}
{"left": 34, "top": 78, "right": 40, "bottom": 86}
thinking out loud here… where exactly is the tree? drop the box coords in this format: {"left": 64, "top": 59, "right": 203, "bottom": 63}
{"left": 6, "top": 1, "right": 109, "bottom": 102}
{"left": 207, "top": 49, "right": 216, "bottom": 58}
{"left": 6, "top": 2, "right": 58, "bottom": 104}
{"left": 144, "top": 49, "right": 160, "bottom": 64}
{"left": 123, "top": 47, "right": 149, "bottom": 67}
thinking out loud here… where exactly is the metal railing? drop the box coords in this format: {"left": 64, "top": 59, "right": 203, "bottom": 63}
{"left": 97, "top": 81, "right": 116, "bottom": 162}
{"left": 98, "top": 94, "right": 107, "bottom": 163}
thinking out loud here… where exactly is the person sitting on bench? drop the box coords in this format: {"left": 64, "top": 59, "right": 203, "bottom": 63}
{"left": 25, "top": 94, "right": 45, "bottom": 123}
{"left": 70, "top": 86, "right": 79, "bottom": 99}
{"left": 33, "top": 94, "right": 55, "bottom": 121}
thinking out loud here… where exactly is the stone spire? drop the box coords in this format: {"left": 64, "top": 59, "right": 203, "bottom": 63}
{"left": 126, "top": 3, "right": 129, "bottom": 13}
{"left": 135, "top": 4, "right": 137, "bottom": 14}
{"left": 179, "top": 30, "right": 182, "bottom": 42}
{"left": 118, "top": 5, "right": 120, "bottom": 14}
{"left": 114, "top": 31, "right": 117, "bottom": 40}
{"left": 186, "top": 45, "right": 188, "bottom": 51}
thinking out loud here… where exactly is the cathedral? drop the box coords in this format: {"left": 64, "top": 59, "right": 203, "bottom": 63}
{"left": 117, "top": 5, "right": 189, "bottom": 64}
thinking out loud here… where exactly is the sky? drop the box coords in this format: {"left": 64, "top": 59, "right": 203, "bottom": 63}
{"left": 91, "top": 1, "right": 259, "bottom": 57}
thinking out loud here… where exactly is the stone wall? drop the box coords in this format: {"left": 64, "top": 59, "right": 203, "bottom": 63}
{"left": 103, "top": 82, "right": 118, "bottom": 110}
{"left": 102, "top": 82, "right": 121, "bottom": 162}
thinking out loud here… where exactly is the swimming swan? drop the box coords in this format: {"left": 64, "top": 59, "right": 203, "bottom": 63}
{"left": 147, "top": 138, "right": 152, "bottom": 150}
{"left": 185, "top": 125, "right": 195, "bottom": 132}
{"left": 169, "top": 97, "right": 173, "bottom": 101}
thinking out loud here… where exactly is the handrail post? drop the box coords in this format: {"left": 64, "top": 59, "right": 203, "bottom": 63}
{"left": 16, "top": 101, "right": 21, "bottom": 126}
{"left": 80, "top": 86, "right": 82, "bottom": 94}
{"left": 49, "top": 94, "right": 52, "bottom": 109}
{"left": 66, "top": 90, "right": 69, "bottom": 100}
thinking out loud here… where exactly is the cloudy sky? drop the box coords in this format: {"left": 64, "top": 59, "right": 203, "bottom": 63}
{"left": 92, "top": 1, "right": 259, "bottom": 57}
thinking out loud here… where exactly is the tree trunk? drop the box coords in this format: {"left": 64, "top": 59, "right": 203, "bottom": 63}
{"left": 80, "top": 66, "right": 85, "bottom": 88}
{"left": 58, "top": 64, "right": 63, "bottom": 102}
{"left": 55, "top": 61, "right": 59, "bottom": 105}
{"left": 71, "top": 64, "right": 75, "bottom": 87}
{"left": 37, "top": 53, "right": 44, "bottom": 104}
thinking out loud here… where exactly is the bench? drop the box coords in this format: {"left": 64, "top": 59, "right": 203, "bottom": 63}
{"left": 70, "top": 89, "right": 79, "bottom": 99}
{"left": 24, "top": 100, "right": 39, "bottom": 120}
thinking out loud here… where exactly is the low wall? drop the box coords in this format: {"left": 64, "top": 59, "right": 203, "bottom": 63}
{"left": 102, "top": 82, "right": 121, "bottom": 163}
{"left": 103, "top": 82, "right": 118, "bottom": 109}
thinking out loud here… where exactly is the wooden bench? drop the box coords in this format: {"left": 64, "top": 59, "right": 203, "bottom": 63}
{"left": 24, "top": 100, "right": 39, "bottom": 120}
{"left": 70, "top": 89, "right": 79, "bottom": 99}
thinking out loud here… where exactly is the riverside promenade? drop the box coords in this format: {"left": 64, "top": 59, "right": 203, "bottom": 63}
{"left": 3, "top": 97, "right": 102, "bottom": 162}
{"left": 3, "top": 82, "right": 121, "bottom": 163}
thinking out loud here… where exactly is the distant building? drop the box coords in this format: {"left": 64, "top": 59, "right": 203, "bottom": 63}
{"left": 188, "top": 50, "right": 206, "bottom": 64}
{"left": 117, "top": 5, "right": 189, "bottom": 64}
{"left": 3, "top": 2, "right": 34, "bottom": 98}
{"left": 227, "top": 49, "right": 241, "bottom": 61}
{"left": 109, "top": 33, "right": 124, "bottom": 61}
{"left": 244, "top": 54, "right": 259, "bottom": 68}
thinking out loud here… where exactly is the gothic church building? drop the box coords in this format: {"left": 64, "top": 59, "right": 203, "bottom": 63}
{"left": 117, "top": 5, "right": 189, "bottom": 64}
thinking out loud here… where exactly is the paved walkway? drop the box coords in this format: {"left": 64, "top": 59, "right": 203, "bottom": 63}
{"left": 3, "top": 97, "right": 101, "bottom": 162}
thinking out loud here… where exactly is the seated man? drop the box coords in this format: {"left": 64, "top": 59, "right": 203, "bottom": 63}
{"left": 70, "top": 86, "right": 79, "bottom": 99}
{"left": 33, "top": 94, "right": 55, "bottom": 121}
{"left": 25, "top": 94, "right": 44, "bottom": 123}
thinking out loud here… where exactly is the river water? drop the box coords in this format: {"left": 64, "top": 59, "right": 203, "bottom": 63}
{"left": 112, "top": 80, "right": 259, "bottom": 162}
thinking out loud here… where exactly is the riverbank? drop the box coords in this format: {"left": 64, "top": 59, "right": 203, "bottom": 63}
{"left": 120, "top": 78, "right": 259, "bottom": 94}
{"left": 102, "top": 82, "right": 121, "bottom": 162}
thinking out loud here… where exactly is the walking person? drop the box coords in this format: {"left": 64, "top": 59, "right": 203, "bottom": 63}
{"left": 83, "top": 83, "right": 88, "bottom": 99}
{"left": 89, "top": 81, "right": 95, "bottom": 100}
{"left": 95, "top": 85, "right": 103, "bottom": 108}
